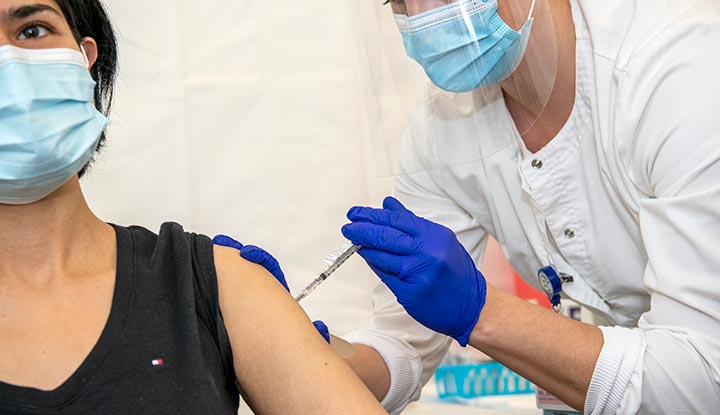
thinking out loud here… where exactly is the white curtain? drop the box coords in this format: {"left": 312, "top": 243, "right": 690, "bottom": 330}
{"left": 84, "top": 0, "right": 392, "bottom": 335}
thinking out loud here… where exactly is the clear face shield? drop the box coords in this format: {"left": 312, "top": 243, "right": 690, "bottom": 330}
{"left": 352, "top": 0, "right": 558, "bottom": 176}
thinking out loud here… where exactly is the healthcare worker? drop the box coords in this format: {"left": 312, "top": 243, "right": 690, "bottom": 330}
{"left": 334, "top": 0, "right": 720, "bottom": 414}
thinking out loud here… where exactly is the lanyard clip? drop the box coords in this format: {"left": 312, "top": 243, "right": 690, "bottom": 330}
{"left": 537, "top": 265, "right": 574, "bottom": 313}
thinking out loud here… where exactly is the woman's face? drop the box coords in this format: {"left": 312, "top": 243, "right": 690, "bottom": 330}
{"left": 0, "top": 0, "right": 79, "bottom": 50}
{"left": 0, "top": 0, "right": 98, "bottom": 64}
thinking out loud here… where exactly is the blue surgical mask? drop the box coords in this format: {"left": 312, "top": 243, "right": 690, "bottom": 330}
{"left": 395, "top": 0, "right": 534, "bottom": 93}
{"left": 0, "top": 46, "right": 109, "bottom": 205}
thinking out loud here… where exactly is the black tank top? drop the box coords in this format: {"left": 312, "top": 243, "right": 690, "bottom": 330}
{"left": 0, "top": 223, "right": 239, "bottom": 414}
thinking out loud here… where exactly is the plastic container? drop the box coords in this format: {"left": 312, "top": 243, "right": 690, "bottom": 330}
{"left": 435, "top": 361, "right": 536, "bottom": 401}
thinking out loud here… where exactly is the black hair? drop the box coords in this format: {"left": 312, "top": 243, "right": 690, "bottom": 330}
{"left": 54, "top": 0, "right": 118, "bottom": 177}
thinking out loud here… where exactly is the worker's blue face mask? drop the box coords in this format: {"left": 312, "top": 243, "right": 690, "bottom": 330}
{"left": 395, "top": 0, "right": 534, "bottom": 93}
{"left": 0, "top": 46, "right": 109, "bottom": 205}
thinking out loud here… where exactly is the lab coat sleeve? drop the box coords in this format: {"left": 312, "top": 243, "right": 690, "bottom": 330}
{"left": 585, "top": 7, "right": 720, "bottom": 414}
{"left": 344, "top": 161, "right": 488, "bottom": 414}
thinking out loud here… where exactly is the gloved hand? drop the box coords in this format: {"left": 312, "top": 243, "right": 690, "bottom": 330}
{"left": 213, "top": 235, "right": 289, "bottom": 290}
{"left": 213, "top": 234, "right": 330, "bottom": 343}
{"left": 341, "top": 196, "right": 486, "bottom": 346}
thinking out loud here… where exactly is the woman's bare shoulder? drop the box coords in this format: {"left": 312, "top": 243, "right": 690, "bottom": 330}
{"left": 211, "top": 244, "right": 386, "bottom": 414}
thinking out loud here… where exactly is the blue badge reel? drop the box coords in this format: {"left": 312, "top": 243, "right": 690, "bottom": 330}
{"left": 537, "top": 265, "right": 574, "bottom": 312}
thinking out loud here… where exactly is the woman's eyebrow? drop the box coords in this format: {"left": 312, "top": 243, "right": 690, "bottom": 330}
{"left": 2, "top": 4, "right": 63, "bottom": 22}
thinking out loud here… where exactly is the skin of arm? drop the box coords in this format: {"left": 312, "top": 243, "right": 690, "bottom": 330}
{"left": 342, "top": 343, "right": 391, "bottom": 402}
{"left": 214, "top": 245, "right": 387, "bottom": 414}
{"left": 469, "top": 285, "right": 603, "bottom": 410}
{"left": 338, "top": 288, "right": 603, "bottom": 411}
{"left": 337, "top": 278, "right": 603, "bottom": 410}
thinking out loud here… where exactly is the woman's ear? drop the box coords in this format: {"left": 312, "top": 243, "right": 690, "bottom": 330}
{"left": 81, "top": 37, "right": 99, "bottom": 69}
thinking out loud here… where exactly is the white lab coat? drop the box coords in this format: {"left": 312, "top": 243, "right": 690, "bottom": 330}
{"left": 345, "top": 0, "right": 720, "bottom": 413}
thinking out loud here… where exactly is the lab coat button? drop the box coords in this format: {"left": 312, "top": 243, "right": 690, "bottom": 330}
{"left": 531, "top": 159, "right": 543, "bottom": 169}
{"left": 564, "top": 228, "right": 576, "bottom": 238}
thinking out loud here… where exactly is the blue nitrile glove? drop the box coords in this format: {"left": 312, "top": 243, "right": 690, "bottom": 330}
{"left": 213, "top": 235, "right": 330, "bottom": 343}
{"left": 213, "top": 235, "right": 289, "bottom": 290}
{"left": 341, "top": 196, "right": 486, "bottom": 346}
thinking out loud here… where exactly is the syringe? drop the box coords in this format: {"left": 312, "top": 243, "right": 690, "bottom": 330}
{"left": 294, "top": 243, "right": 361, "bottom": 302}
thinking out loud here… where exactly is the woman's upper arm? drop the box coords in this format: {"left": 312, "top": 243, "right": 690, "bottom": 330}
{"left": 213, "top": 245, "right": 386, "bottom": 414}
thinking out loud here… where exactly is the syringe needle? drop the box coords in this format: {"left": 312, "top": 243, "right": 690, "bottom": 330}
{"left": 294, "top": 274, "right": 326, "bottom": 302}
{"left": 294, "top": 244, "right": 360, "bottom": 302}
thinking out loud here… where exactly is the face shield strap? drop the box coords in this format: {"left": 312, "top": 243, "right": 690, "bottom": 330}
{"left": 396, "top": 0, "right": 538, "bottom": 32}
{"left": 396, "top": 0, "right": 498, "bottom": 33}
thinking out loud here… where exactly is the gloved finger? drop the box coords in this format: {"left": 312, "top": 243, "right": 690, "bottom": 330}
{"left": 212, "top": 234, "right": 244, "bottom": 251}
{"left": 312, "top": 320, "right": 330, "bottom": 343}
{"left": 356, "top": 247, "right": 407, "bottom": 277}
{"left": 346, "top": 205, "right": 395, "bottom": 224}
{"left": 347, "top": 205, "right": 425, "bottom": 238}
{"left": 383, "top": 196, "right": 414, "bottom": 214}
{"left": 341, "top": 222, "right": 416, "bottom": 254}
{"left": 239, "top": 245, "right": 289, "bottom": 292}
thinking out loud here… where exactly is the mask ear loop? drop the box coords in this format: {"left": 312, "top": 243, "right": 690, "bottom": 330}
{"left": 527, "top": 0, "right": 537, "bottom": 20}
{"left": 79, "top": 44, "right": 90, "bottom": 68}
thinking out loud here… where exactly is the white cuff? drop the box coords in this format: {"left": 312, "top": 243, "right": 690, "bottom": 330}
{"left": 343, "top": 331, "right": 424, "bottom": 415}
{"left": 585, "top": 326, "right": 644, "bottom": 415}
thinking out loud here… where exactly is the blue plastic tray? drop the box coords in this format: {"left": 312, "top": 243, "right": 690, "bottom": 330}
{"left": 435, "top": 362, "right": 536, "bottom": 400}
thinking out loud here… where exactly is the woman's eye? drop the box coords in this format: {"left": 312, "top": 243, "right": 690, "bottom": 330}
{"left": 17, "top": 24, "right": 51, "bottom": 40}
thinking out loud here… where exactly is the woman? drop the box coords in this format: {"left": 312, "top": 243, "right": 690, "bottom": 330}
{"left": 0, "top": 0, "right": 387, "bottom": 413}
{"left": 335, "top": 0, "right": 720, "bottom": 414}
